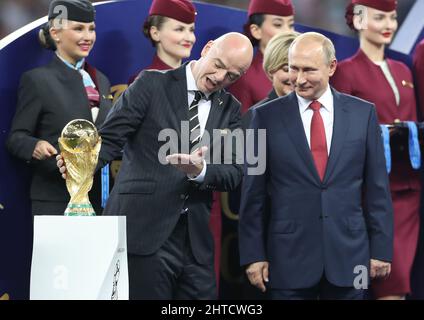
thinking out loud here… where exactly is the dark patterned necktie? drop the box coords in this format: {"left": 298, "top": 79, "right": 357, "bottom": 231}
{"left": 189, "top": 91, "right": 204, "bottom": 152}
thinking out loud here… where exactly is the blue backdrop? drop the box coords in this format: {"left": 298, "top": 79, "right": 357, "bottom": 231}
{"left": 0, "top": 0, "right": 422, "bottom": 299}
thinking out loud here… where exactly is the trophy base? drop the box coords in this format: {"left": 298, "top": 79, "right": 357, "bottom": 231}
{"left": 64, "top": 203, "right": 96, "bottom": 216}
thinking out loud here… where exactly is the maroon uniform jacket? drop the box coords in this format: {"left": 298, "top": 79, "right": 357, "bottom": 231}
{"left": 128, "top": 54, "right": 173, "bottom": 84}
{"left": 228, "top": 50, "right": 272, "bottom": 114}
{"left": 331, "top": 49, "right": 420, "bottom": 192}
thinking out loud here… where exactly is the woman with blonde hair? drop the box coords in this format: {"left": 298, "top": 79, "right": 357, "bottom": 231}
{"left": 243, "top": 31, "right": 299, "bottom": 128}
{"left": 229, "top": 0, "right": 295, "bottom": 114}
{"left": 7, "top": 0, "right": 112, "bottom": 215}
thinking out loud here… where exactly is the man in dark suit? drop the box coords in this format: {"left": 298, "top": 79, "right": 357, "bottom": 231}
{"left": 239, "top": 32, "right": 393, "bottom": 300}
{"left": 58, "top": 32, "right": 253, "bottom": 299}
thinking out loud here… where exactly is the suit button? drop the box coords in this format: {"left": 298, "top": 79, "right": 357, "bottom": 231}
{"left": 180, "top": 194, "right": 186, "bottom": 200}
{"left": 321, "top": 184, "right": 327, "bottom": 190}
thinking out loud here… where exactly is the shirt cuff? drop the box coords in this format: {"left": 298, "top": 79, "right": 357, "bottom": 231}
{"left": 188, "top": 160, "right": 207, "bottom": 183}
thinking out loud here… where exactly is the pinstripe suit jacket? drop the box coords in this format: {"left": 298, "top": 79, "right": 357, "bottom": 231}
{"left": 99, "top": 63, "right": 243, "bottom": 264}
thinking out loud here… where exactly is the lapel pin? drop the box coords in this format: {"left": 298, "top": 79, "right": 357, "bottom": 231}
{"left": 402, "top": 80, "right": 414, "bottom": 89}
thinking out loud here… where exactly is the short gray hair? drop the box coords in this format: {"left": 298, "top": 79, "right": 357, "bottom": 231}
{"left": 289, "top": 32, "right": 336, "bottom": 66}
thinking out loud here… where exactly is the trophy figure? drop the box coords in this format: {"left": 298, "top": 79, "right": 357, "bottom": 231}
{"left": 58, "top": 119, "right": 101, "bottom": 216}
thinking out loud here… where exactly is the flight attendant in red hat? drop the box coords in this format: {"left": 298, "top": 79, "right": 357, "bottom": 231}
{"left": 331, "top": 0, "right": 420, "bottom": 300}
{"left": 128, "top": 0, "right": 197, "bottom": 82}
{"left": 228, "top": 0, "right": 295, "bottom": 114}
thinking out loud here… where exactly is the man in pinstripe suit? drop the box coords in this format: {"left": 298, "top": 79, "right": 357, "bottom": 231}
{"left": 58, "top": 32, "right": 253, "bottom": 299}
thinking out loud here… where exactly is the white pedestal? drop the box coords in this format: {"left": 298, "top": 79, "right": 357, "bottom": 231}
{"left": 30, "top": 216, "right": 128, "bottom": 300}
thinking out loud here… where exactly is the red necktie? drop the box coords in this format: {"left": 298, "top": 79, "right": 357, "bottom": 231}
{"left": 310, "top": 101, "right": 328, "bottom": 181}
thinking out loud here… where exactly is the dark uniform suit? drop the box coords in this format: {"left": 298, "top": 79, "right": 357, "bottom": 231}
{"left": 7, "top": 54, "right": 112, "bottom": 214}
{"left": 127, "top": 54, "right": 172, "bottom": 84}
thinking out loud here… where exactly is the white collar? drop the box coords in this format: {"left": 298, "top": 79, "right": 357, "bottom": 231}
{"left": 56, "top": 52, "right": 84, "bottom": 70}
{"left": 297, "top": 85, "right": 333, "bottom": 114}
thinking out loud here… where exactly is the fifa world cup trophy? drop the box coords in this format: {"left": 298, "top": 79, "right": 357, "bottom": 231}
{"left": 58, "top": 119, "right": 101, "bottom": 216}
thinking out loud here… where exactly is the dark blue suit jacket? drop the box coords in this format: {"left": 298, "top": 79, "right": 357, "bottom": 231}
{"left": 239, "top": 88, "right": 393, "bottom": 289}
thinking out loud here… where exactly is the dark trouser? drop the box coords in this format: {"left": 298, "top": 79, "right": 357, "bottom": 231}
{"left": 128, "top": 214, "right": 216, "bottom": 300}
{"left": 270, "top": 274, "right": 364, "bottom": 300}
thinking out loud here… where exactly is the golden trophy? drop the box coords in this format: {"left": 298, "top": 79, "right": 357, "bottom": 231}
{"left": 58, "top": 119, "right": 101, "bottom": 216}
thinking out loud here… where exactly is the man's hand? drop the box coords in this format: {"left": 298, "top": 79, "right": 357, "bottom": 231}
{"left": 246, "top": 261, "right": 269, "bottom": 292}
{"left": 56, "top": 154, "right": 67, "bottom": 179}
{"left": 33, "top": 140, "right": 57, "bottom": 160}
{"left": 166, "top": 146, "right": 208, "bottom": 177}
{"left": 370, "top": 259, "right": 391, "bottom": 279}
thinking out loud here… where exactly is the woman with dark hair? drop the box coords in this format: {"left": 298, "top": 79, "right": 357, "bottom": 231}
{"left": 331, "top": 0, "right": 420, "bottom": 300}
{"left": 128, "top": 0, "right": 196, "bottom": 83}
{"left": 229, "top": 0, "right": 295, "bottom": 114}
{"left": 7, "top": 0, "right": 112, "bottom": 215}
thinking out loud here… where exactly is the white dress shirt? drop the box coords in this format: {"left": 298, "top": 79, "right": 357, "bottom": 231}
{"left": 296, "top": 85, "right": 334, "bottom": 155}
{"left": 185, "top": 62, "right": 211, "bottom": 182}
{"left": 375, "top": 60, "right": 400, "bottom": 106}
{"left": 186, "top": 62, "right": 212, "bottom": 136}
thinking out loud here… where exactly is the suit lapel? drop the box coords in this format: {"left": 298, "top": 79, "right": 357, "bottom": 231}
{"left": 168, "top": 65, "right": 189, "bottom": 135}
{"left": 203, "top": 91, "right": 225, "bottom": 143}
{"left": 281, "top": 93, "right": 321, "bottom": 182}
{"left": 85, "top": 62, "right": 108, "bottom": 126}
{"left": 95, "top": 84, "right": 110, "bottom": 126}
{"left": 323, "top": 89, "right": 350, "bottom": 183}
{"left": 50, "top": 56, "right": 92, "bottom": 122}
